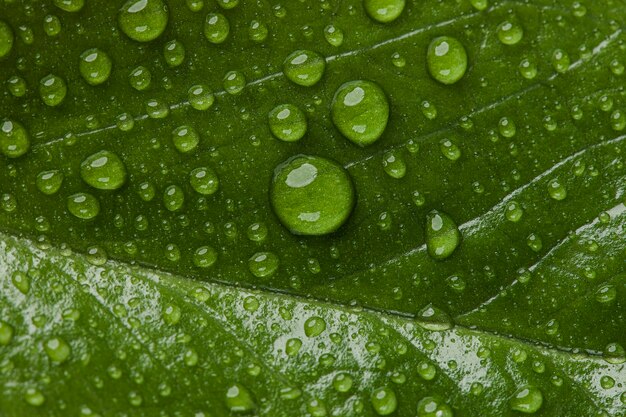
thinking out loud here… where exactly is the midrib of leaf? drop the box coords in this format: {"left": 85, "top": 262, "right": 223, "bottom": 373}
{"left": 30, "top": 0, "right": 603, "bottom": 153}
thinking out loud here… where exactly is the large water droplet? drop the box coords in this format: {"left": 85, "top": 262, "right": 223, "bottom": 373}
{"left": 304, "top": 316, "right": 326, "bottom": 337}
{"left": 510, "top": 386, "right": 543, "bottom": 413}
{"left": 193, "top": 245, "right": 217, "bottom": 268}
{"left": 54, "top": 0, "right": 84, "bottom": 12}
{"left": 118, "top": 0, "right": 169, "bottom": 42}
{"left": 270, "top": 155, "right": 355, "bottom": 235}
{"left": 0, "top": 119, "right": 30, "bottom": 158}
{"left": 427, "top": 36, "right": 468, "bottom": 85}
{"left": 331, "top": 80, "right": 389, "bottom": 146}
{"left": 425, "top": 210, "right": 461, "bottom": 260}
{"left": 79, "top": 48, "right": 112, "bottom": 85}
{"left": 172, "top": 125, "right": 199, "bottom": 153}
{"left": 204, "top": 13, "right": 230, "bottom": 44}
{"left": 416, "top": 304, "right": 453, "bottom": 330}
{"left": 80, "top": 150, "right": 127, "bottom": 190}
{"left": 190, "top": 167, "right": 219, "bottom": 195}
{"left": 225, "top": 384, "right": 255, "bottom": 413}
{"left": 268, "top": 104, "right": 307, "bottom": 142}
{"left": 497, "top": 21, "right": 523, "bottom": 45}
{"left": 370, "top": 387, "right": 397, "bottom": 415}
{"left": 44, "top": 337, "right": 71, "bottom": 363}
{"left": 39, "top": 74, "right": 67, "bottom": 107}
{"left": 248, "top": 251, "right": 279, "bottom": 277}
{"left": 0, "top": 20, "right": 14, "bottom": 58}
{"left": 364, "top": 0, "right": 405, "bottom": 23}
{"left": 417, "top": 396, "right": 454, "bottom": 417}
{"left": 67, "top": 193, "right": 100, "bottom": 219}
{"left": 283, "top": 50, "right": 326, "bottom": 87}
{"left": 0, "top": 320, "right": 14, "bottom": 345}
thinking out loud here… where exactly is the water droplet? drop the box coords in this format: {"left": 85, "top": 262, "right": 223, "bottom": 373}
{"left": 470, "top": 0, "right": 488, "bottom": 10}
{"left": 270, "top": 155, "right": 355, "bottom": 235}
{"left": 118, "top": 0, "right": 169, "bottom": 42}
{"left": 439, "top": 138, "right": 461, "bottom": 161}
{"left": 416, "top": 396, "right": 454, "bottom": 417}
{"left": 163, "top": 39, "right": 185, "bottom": 67}
{"left": 54, "top": 0, "right": 84, "bottom": 12}
{"left": 421, "top": 100, "right": 437, "bottom": 120}
{"left": 595, "top": 284, "right": 616, "bottom": 304}
{"left": 547, "top": 178, "right": 567, "bottom": 201}
{"left": 331, "top": 80, "right": 389, "bottom": 146}
{"left": 268, "top": 104, "right": 307, "bottom": 142}
{"left": 79, "top": 48, "right": 112, "bottom": 86}
{"left": 172, "top": 125, "right": 200, "bottom": 153}
{"left": 162, "top": 304, "right": 181, "bottom": 325}
{"left": 248, "top": 251, "right": 279, "bottom": 277}
{"left": 44, "top": 337, "right": 71, "bottom": 363}
{"left": 285, "top": 338, "right": 302, "bottom": 356}
{"left": 0, "top": 320, "right": 14, "bottom": 345}
{"left": 324, "top": 24, "right": 344, "bottom": 47}
{"left": 283, "top": 50, "right": 326, "bottom": 87}
{"left": 304, "top": 316, "right": 326, "bottom": 337}
{"left": 370, "top": 387, "right": 397, "bottom": 415}
{"left": 187, "top": 84, "right": 214, "bottom": 111}
{"left": 116, "top": 113, "right": 135, "bottom": 131}
{"left": 519, "top": 58, "right": 537, "bottom": 79}
{"left": 86, "top": 246, "right": 107, "bottom": 265}
{"left": 39, "top": 74, "right": 67, "bottom": 107}
{"left": 7, "top": 75, "right": 26, "bottom": 97}
{"left": 526, "top": 233, "right": 542, "bottom": 252}
{"left": 417, "top": 360, "right": 437, "bottom": 380}
{"left": 382, "top": 150, "right": 407, "bottom": 179}
{"left": 364, "top": 0, "right": 405, "bottom": 23}
{"left": 67, "top": 193, "right": 100, "bottom": 219}
{"left": 610, "top": 109, "right": 626, "bottom": 131}
{"left": 24, "top": 388, "right": 45, "bottom": 406}
{"left": 497, "top": 21, "right": 523, "bottom": 45}
{"left": 190, "top": 167, "right": 219, "bottom": 195}
{"left": 193, "top": 246, "right": 217, "bottom": 268}
{"left": 163, "top": 185, "right": 185, "bottom": 211}
{"left": 248, "top": 20, "right": 268, "bottom": 42}
{"left": 80, "top": 150, "right": 127, "bottom": 190}
{"left": 505, "top": 201, "right": 523, "bottom": 222}
{"left": 204, "top": 13, "right": 229, "bottom": 44}
{"left": 603, "top": 343, "right": 626, "bottom": 364}
{"left": 223, "top": 70, "right": 246, "bottom": 95}
{"left": 0, "top": 21, "right": 14, "bottom": 58}
{"left": 225, "top": 383, "right": 255, "bottom": 413}
{"left": 129, "top": 65, "right": 152, "bottom": 90}
{"left": 307, "top": 398, "right": 327, "bottom": 417}
{"left": 427, "top": 36, "right": 468, "bottom": 85}
{"left": 0, "top": 119, "right": 30, "bottom": 158}
{"left": 416, "top": 304, "right": 453, "bottom": 331}
{"left": 217, "top": 0, "right": 238, "bottom": 9}
{"left": 446, "top": 274, "right": 466, "bottom": 292}
{"left": 510, "top": 386, "right": 543, "bottom": 413}
{"left": 425, "top": 210, "right": 461, "bottom": 260}
{"left": 247, "top": 222, "right": 268, "bottom": 242}
{"left": 333, "top": 373, "right": 353, "bottom": 392}
{"left": 552, "top": 49, "right": 570, "bottom": 73}
{"left": 11, "top": 271, "right": 30, "bottom": 294}
{"left": 610, "top": 59, "right": 624, "bottom": 76}
{"left": 43, "top": 15, "right": 62, "bottom": 36}
{"left": 498, "top": 117, "right": 516, "bottom": 138}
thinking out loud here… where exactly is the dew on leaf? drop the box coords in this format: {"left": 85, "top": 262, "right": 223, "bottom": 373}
{"left": 54, "top": 0, "right": 84, "bottom": 12}
{"left": 427, "top": 36, "right": 468, "bottom": 85}
{"left": 331, "top": 80, "right": 389, "bottom": 146}
{"left": 370, "top": 387, "right": 397, "bottom": 415}
{"left": 416, "top": 304, "right": 453, "bottom": 331}
{"left": 115, "top": 113, "right": 134, "bottom": 131}
{"left": 223, "top": 70, "right": 246, "bottom": 95}
{"left": 603, "top": 343, "right": 626, "bottom": 364}
{"left": 526, "top": 233, "right": 542, "bottom": 252}
{"left": 0, "top": 21, "right": 14, "bottom": 58}
{"left": 333, "top": 372, "right": 353, "bottom": 392}
{"left": 270, "top": 155, "right": 355, "bottom": 235}
{"left": 285, "top": 338, "right": 302, "bottom": 356}
{"left": 217, "top": 0, "right": 239, "bottom": 9}
{"left": 44, "top": 337, "right": 71, "bottom": 363}
{"left": 439, "top": 138, "right": 461, "bottom": 161}
{"left": 118, "top": 0, "right": 169, "bottom": 42}
{"left": 0, "top": 320, "right": 14, "bottom": 345}
{"left": 145, "top": 98, "right": 169, "bottom": 118}
{"left": 163, "top": 185, "right": 185, "bottom": 211}
{"left": 129, "top": 65, "right": 152, "bottom": 90}
{"left": 204, "top": 13, "right": 230, "bottom": 44}
{"left": 80, "top": 150, "right": 127, "bottom": 190}
{"left": 163, "top": 39, "right": 185, "bottom": 67}
{"left": 11, "top": 271, "right": 30, "bottom": 294}
{"left": 421, "top": 100, "right": 437, "bottom": 119}
{"left": 425, "top": 210, "right": 461, "bottom": 260}
{"left": 547, "top": 179, "right": 567, "bottom": 201}
{"left": 417, "top": 396, "right": 453, "bottom": 417}
{"left": 247, "top": 222, "right": 268, "bottom": 242}
{"left": 24, "top": 388, "right": 45, "bottom": 407}
{"left": 382, "top": 150, "right": 407, "bottom": 179}
{"left": 67, "top": 193, "right": 100, "bottom": 220}
{"left": 225, "top": 383, "right": 255, "bottom": 413}
{"left": 248, "top": 252, "right": 279, "bottom": 277}
{"left": 7, "top": 75, "right": 26, "bottom": 97}
{"left": 248, "top": 20, "right": 268, "bottom": 42}
{"left": 510, "top": 386, "right": 543, "bottom": 413}
{"left": 0, "top": 119, "right": 30, "bottom": 158}
{"left": 268, "top": 104, "right": 307, "bottom": 142}
{"left": 190, "top": 167, "right": 219, "bottom": 195}
{"left": 307, "top": 398, "right": 327, "bottom": 417}
{"left": 283, "top": 50, "right": 326, "bottom": 87}
{"left": 417, "top": 360, "right": 437, "bottom": 380}
{"left": 39, "top": 74, "right": 66, "bottom": 107}
{"left": 324, "top": 24, "right": 344, "bottom": 46}
{"left": 470, "top": 0, "right": 488, "bottom": 10}
{"left": 610, "top": 109, "right": 626, "bottom": 131}
{"left": 193, "top": 246, "right": 217, "bottom": 268}
{"left": 172, "top": 125, "right": 200, "bottom": 153}
{"left": 364, "top": 0, "right": 405, "bottom": 23}
{"left": 188, "top": 84, "right": 215, "bottom": 110}
{"left": 43, "top": 15, "right": 62, "bottom": 36}
{"left": 497, "top": 21, "right": 523, "bottom": 45}
{"left": 304, "top": 316, "right": 326, "bottom": 337}
{"left": 79, "top": 48, "right": 112, "bottom": 86}
{"left": 552, "top": 49, "right": 570, "bottom": 73}
{"left": 519, "top": 58, "right": 537, "bottom": 79}
{"left": 499, "top": 117, "right": 516, "bottom": 138}
{"left": 162, "top": 304, "right": 181, "bottom": 325}
{"left": 595, "top": 284, "right": 616, "bottom": 304}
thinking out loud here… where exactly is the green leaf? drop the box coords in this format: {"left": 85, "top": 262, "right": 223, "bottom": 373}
{"left": 1, "top": 0, "right": 626, "bottom": 415}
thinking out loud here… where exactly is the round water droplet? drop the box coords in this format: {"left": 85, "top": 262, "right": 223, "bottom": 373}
{"left": 304, "top": 316, "right": 326, "bottom": 337}
{"left": 333, "top": 373, "right": 353, "bottom": 392}
{"left": 470, "top": 0, "right": 488, "bottom": 10}
{"left": 497, "top": 21, "right": 523, "bottom": 45}
{"left": 223, "top": 70, "right": 245, "bottom": 95}
{"left": 129, "top": 65, "right": 152, "bottom": 90}
{"left": 499, "top": 117, "right": 516, "bottom": 137}
{"left": 0, "top": 320, "right": 14, "bottom": 345}
{"left": 552, "top": 49, "right": 570, "bottom": 73}
{"left": 163, "top": 39, "right": 185, "bottom": 67}
{"left": 248, "top": 251, "right": 279, "bottom": 277}
{"left": 0, "top": 119, "right": 30, "bottom": 158}
{"left": 510, "top": 386, "right": 543, "bottom": 413}
{"left": 382, "top": 150, "right": 406, "bottom": 179}
{"left": 285, "top": 338, "right": 302, "bottom": 356}
{"left": 417, "top": 396, "right": 453, "bottom": 417}
{"left": 247, "top": 222, "right": 268, "bottom": 242}
{"left": 217, "top": 0, "right": 238, "bottom": 9}
{"left": 595, "top": 284, "right": 616, "bottom": 304}
{"left": 324, "top": 24, "right": 344, "bottom": 47}
{"left": 527, "top": 233, "right": 542, "bottom": 252}
{"left": 268, "top": 104, "right": 307, "bottom": 142}
{"left": 163, "top": 185, "right": 184, "bottom": 211}
{"left": 427, "top": 36, "right": 468, "bottom": 85}
{"left": 439, "top": 138, "right": 461, "bottom": 161}
{"left": 80, "top": 150, "right": 127, "bottom": 190}
{"left": 190, "top": 167, "right": 219, "bottom": 195}
{"left": 67, "top": 193, "right": 100, "bottom": 219}
{"left": 248, "top": 20, "right": 268, "bottom": 42}
{"left": 163, "top": 304, "right": 181, "bottom": 325}
{"left": 416, "top": 304, "right": 453, "bottom": 331}
{"left": 193, "top": 246, "right": 218, "bottom": 268}
{"left": 225, "top": 384, "right": 255, "bottom": 413}
{"left": 331, "top": 80, "right": 389, "bottom": 146}
{"left": 11, "top": 271, "right": 30, "bottom": 294}
{"left": 610, "top": 109, "right": 626, "bottom": 131}
{"left": 519, "top": 58, "right": 537, "bottom": 79}
{"left": 603, "top": 343, "right": 626, "bottom": 364}
{"left": 79, "top": 48, "right": 112, "bottom": 86}
{"left": 54, "top": 0, "right": 84, "bottom": 12}
{"left": 505, "top": 201, "right": 523, "bottom": 222}
{"left": 425, "top": 210, "right": 461, "bottom": 260}
{"left": 24, "top": 388, "right": 45, "bottom": 406}
{"left": 271, "top": 155, "right": 355, "bottom": 235}
{"left": 204, "top": 13, "right": 229, "bottom": 44}
{"left": 43, "top": 15, "right": 62, "bottom": 37}
{"left": 172, "top": 125, "right": 199, "bottom": 153}
{"left": 283, "top": 50, "right": 326, "bottom": 87}
{"left": 118, "top": 0, "right": 169, "bottom": 42}
{"left": 39, "top": 74, "right": 67, "bottom": 107}
{"left": 547, "top": 178, "right": 567, "bottom": 201}
{"left": 370, "top": 387, "right": 397, "bottom": 415}
{"left": 7, "top": 75, "right": 26, "bottom": 97}
{"left": 0, "top": 21, "right": 14, "bottom": 58}
{"left": 188, "top": 84, "right": 214, "bottom": 111}
{"left": 44, "top": 337, "right": 71, "bottom": 363}
{"left": 417, "top": 361, "right": 437, "bottom": 380}
{"left": 364, "top": 0, "right": 405, "bottom": 23}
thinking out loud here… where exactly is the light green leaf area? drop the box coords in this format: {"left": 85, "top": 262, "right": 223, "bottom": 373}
{"left": 1, "top": 0, "right": 626, "bottom": 415}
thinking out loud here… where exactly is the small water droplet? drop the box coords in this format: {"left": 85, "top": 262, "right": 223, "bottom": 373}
{"left": 248, "top": 251, "right": 279, "bottom": 277}
{"left": 204, "top": 13, "right": 229, "bottom": 44}
{"left": 497, "top": 21, "right": 523, "bottom": 45}
{"left": 425, "top": 210, "right": 461, "bottom": 260}
{"left": 370, "top": 387, "right": 397, "bottom": 415}
{"left": 0, "top": 119, "right": 30, "bottom": 158}
{"left": 79, "top": 48, "right": 112, "bottom": 85}
{"left": 118, "top": 0, "right": 169, "bottom": 42}
{"left": 364, "top": 0, "right": 405, "bottom": 23}
{"left": 268, "top": 104, "right": 307, "bottom": 142}
{"left": 172, "top": 125, "right": 200, "bottom": 153}
{"left": 44, "top": 337, "right": 71, "bottom": 363}
{"left": 283, "top": 50, "right": 326, "bottom": 87}
{"left": 510, "top": 386, "right": 543, "bottom": 413}
{"left": 427, "top": 36, "right": 468, "bottom": 85}
{"left": 225, "top": 383, "right": 255, "bottom": 413}
{"left": 417, "top": 396, "right": 453, "bottom": 417}
{"left": 80, "top": 150, "right": 127, "bottom": 190}
{"left": 67, "top": 193, "right": 100, "bottom": 219}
